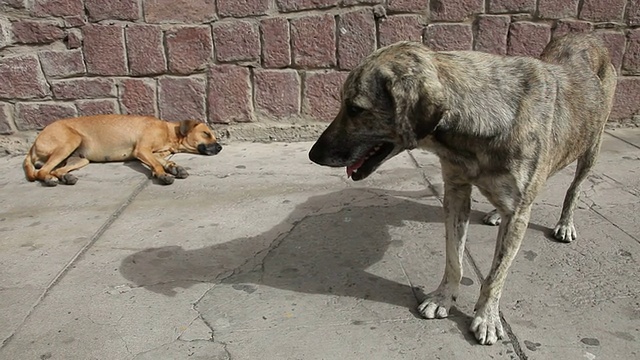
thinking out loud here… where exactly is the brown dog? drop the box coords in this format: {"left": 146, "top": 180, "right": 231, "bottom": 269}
{"left": 23, "top": 114, "right": 222, "bottom": 186}
{"left": 309, "top": 34, "right": 616, "bottom": 345}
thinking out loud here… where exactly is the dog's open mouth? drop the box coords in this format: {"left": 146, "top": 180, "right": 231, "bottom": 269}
{"left": 346, "top": 142, "right": 395, "bottom": 181}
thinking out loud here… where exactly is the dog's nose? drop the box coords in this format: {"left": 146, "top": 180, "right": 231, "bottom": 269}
{"left": 215, "top": 143, "right": 222, "bottom": 153}
{"left": 308, "top": 141, "right": 325, "bottom": 165}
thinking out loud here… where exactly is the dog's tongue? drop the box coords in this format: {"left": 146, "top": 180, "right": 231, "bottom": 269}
{"left": 346, "top": 157, "right": 366, "bottom": 178}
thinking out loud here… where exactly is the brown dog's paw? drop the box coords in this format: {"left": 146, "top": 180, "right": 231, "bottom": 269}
{"left": 165, "top": 164, "right": 189, "bottom": 179}
{"left": 174, "top": 166, "right": 189, "bottom": 179}
{"left": 165, "top": 164, "right": 177, "bottom": 175}
{"left": 61, "top": 173, "right": 78, "bottom": 185}
{"left": 157, "top": 174, "right": 175, "bottom": 185}
{"left": 43, "top": 177, "right": 59, "bottom": 187}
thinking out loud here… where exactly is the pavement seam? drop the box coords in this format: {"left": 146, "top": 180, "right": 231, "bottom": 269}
{"left": 605, "top": 130, "right": 640, "bottom": 150}
{"left": 407, "top": 150, "right": 442, "bottom": 198}
{"left": 0, "top": 177, "right": 150, "bottom": 350}
{"left": 587, "top": 204, "right": 640, "bottom": 245}
{"left": 580, "top": 172, "right": 640, "bottom": 245}
{"left": 398, "top": 256, "right": 422, "bottom": 306}
{"left": 407, "top": 150, "right": 530, "bottom": 359}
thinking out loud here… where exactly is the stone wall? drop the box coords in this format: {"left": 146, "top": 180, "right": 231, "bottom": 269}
{"left": 1, "top": 0, "right": 639, "bottom": 140}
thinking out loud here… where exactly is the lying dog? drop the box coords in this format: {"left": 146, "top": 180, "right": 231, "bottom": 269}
{"left": 24, "top": 114, "right": 222, "bottom": 186}
{"left": 308, "top": 33, "right": 616, "bottom": 345}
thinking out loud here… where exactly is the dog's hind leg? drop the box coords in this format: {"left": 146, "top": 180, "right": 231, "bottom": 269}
{"left": 553, "top": 136, "right": 603, "bottom": 242}
{"left": 482, "top": 209, "right": 501, "bottom": 226}
{"left": 418, "top": 181, "right": 471, "bottom": 319}
{"left": 50, "top": 156, "right": 90, "bottom": 185}
{"left": 471, "top": 204, "right": 532, "bottom": 345}
{"left": 35, "top": 138, "right": 82, "bottom": 187}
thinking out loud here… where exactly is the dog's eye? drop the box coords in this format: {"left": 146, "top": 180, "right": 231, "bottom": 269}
{"left": 346, "top": 104, "right": 364, "bottom": 117}
{"left": 202, "top": 131, "right": 212, "bottom": 138}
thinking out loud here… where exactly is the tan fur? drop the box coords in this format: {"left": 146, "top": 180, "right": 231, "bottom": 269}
{"left": 24, "top": 114, "right": 222, "bottom": 186}
{"left": 308, "top": 33, "right": 616, "bottom": 345}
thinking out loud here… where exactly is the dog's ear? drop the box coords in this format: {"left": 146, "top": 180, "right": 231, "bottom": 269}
{"left": 388, "top": 76, "right": 447, "bottom": 148}
{"left": 179, "top": 120, "right": 200, "bottom": 137}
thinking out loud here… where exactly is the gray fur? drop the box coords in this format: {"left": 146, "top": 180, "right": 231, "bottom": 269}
{"left": 308, "top": 33, "right": 616, "bottom": 345}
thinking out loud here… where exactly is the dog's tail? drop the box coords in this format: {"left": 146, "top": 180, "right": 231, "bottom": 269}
{"left": 23, "top": 145, "right": 37, "bottom": 182}
{"left": 541, "top": 33, "right": 617, "bottom": 118}
{"left": 540, "top": 33, "right": 614, "bottom": 83}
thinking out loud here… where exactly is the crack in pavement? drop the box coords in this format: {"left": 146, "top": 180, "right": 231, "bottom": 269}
{"left": 130, "top": 340, "right": 174, "bottom": 359}
{"left": 177, "top": 313, "right": 209, "bottom": 341}
{"left": 221, "top": 341, "right": 233, "bottom": 360}
{"left": 189, "top": 284, "right": 216, "bottom": 342}
{"left": 84, "top": 314, "right": 133, "bottom": 357}
{"left": 189, "top": 188, "right": 421, "bottom": 351}
{"left": 0, "top": 178, "right": 150, "bottom": 350}
{"left": 190, "top": 198, "right": 375, "bottom": 354}
{"left": 190, "top": 150, "right": 530, "bottom": 356}
{"left": 207, "top": 191, "right": 385, "bottom": 285}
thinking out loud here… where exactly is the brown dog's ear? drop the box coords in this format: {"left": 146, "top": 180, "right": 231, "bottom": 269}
{"left": 388, "top": 75, "right": 447, "bottom": 148}
{"left": 179, "top": 120, "right": 200, "bottom": 137}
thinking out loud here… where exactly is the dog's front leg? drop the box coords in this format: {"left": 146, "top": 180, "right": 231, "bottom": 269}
{"left": 134, "top": 148, "right": 175, "bottom": 185}
{"left": 418, "top": 181, "right": 471, "bottom": 319}
{"left": 471, "top": 205, "right": 532, "bottom": 345}
{"left": 163, "top": 161, "right": 189, "bottom": 179}
{"left": 153, "top": 153, "right": 189, "bottom": 179}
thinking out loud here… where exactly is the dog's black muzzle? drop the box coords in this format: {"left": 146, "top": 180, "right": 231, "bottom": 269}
{"left": 308, "top": 137, "right": 351, "bottom": 167}
{"left": 308, "top": 138, "right": 330, "bottom": 165}
{"left": 198, "top": 143, "right": 222, "bottom": 156}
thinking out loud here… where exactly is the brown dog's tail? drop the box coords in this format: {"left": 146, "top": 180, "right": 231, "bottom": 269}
{"left": 23, "top": 145, "right": 37, "bottom": 182}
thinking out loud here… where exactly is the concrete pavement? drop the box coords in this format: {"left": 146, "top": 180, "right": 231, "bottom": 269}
{"left": 1, "top": 129, "right": 639, "bottom": 360}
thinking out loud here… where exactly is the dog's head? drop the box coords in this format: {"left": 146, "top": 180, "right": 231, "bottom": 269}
{"left": 308, "top": 42, "right": 447, "bottom": 180}
{"left": 178, "top": 120, "right": 222, "bottom": 156}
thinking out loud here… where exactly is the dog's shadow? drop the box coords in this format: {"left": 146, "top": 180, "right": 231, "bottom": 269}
{"left": 118, "top": 188, "right": 548, "bottom": 344}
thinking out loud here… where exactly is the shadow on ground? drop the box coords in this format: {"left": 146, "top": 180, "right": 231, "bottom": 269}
{"left": 119, "top": 188, "right": 549, "bottom": 341}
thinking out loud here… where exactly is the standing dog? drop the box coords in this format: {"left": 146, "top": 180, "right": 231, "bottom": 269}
{"left": 308, "top": 33, "right": 616, "bottom": 345}
{"left": 24, "top": 114, "right": 222, "bottom": 186}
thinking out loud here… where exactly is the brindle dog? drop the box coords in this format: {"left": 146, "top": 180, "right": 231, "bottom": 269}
{"left": 308, "top": 33, "right": 616, "bottom": 345}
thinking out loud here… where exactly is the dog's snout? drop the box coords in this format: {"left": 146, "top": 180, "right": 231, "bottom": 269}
{"left": 198, "top": 143, "right": 222, "bottom": 156}
{"left": 309, "top": 140, "right": 328, "bottom": 165}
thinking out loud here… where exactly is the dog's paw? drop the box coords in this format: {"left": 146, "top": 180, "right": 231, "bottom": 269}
{"left": 165, "top": 165, "right": 189, "bottom": 179}
{"left": 553, "top": 221, "right": 576, "bottom": 243}
{"left": 470, "top": 303, "right": 504, "bottom": 345}
{"left": 418, "top": 288, "right": 456, "bottom": 319}
{"left": 174, "top": 166, "right": 189, "bottom": 179}
{"left": 483, "top": 209, "right": 501, "bottom": 226}
{"left": 165, "top": 164, "right": 178, "bottom": 175}
{"left": 157, "top": 174, "right": 175, "bottom": 185}
{"left": 60, "top": 173, "right": 78, "bottom": 185}
{"left": 43, "top": 177, "right": 59, "bottom": 187}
